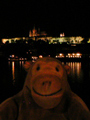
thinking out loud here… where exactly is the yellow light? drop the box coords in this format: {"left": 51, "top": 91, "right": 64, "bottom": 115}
{"left": 72, "top": 53, "right": 75, "bottom": 56}
{"left": 59, "top": 53, "right": 63, "bottom": 56}
{"left": 23, "top": 37, "right": 25, "bottom": 40}
{"left": 76, "top": 53, "right": 81, "bottom": 56}
{"left": 55, "top": 56, "right": 57, "bottom": 58}
{"left": 68, "top": 53, "right": 71, "bottom": 56}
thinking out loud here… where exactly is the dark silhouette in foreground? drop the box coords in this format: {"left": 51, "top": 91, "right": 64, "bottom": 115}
{"left": 0, "top": 57, "right": 90, "bottom": 120}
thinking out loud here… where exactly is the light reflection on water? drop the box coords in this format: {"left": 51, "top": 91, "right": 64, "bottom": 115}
{"left": 7, "top": 60, "right": 90, "bottom": 94}
{"left": 10, "top": 61, "right": 84, "bottom": 85}
{"left": 9, "top": 61, "right": 87, "bottom": 85}
{"left": 12, "top": 62, "right": 15, "bottom": 81}
{"left": 67, "top": 62, "right": 81, "bottom": 75}
{"left": 8, "top": 61, "right": 26, "bottom": 85}
{"left": 66, "top": 62, "right": 83, "bottom": 83}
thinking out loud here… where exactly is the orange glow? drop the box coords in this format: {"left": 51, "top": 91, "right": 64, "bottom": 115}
{"left": 39, "top": 55, "right": 43, "bottom": 58}
{"left": 72, "top": 53, "right": 75, "bottom": 56}
{"left": 59, "top": 53, "right": 63, "bottom": 56}
{"left": 60, "top": 32, "right": 65, "bottom": 37}
{"left": 12, "top": 55, "right": 15, "bottom": 58}
{"left": 55, "top": 53, "right": 64, "bottom": 58}
{"left": 76, "top": 53, "right": 81, "bottom": 56}
{"left": 12, "top": 61, "right": 15, "bottom": 80}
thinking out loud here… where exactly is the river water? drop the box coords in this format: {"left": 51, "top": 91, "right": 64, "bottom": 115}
{"left": 0, "top": 58, "right": 90, "bottom": 109}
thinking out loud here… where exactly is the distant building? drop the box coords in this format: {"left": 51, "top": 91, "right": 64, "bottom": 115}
{"left": 29, "top": 26, "right": 47, "bottom": 37}
{"left": 2, "top": 37, "right": 22, "bottom": 44}
{"left": 87, "top": 38, "right": 90, "bottom": 43}
{"left": 60, "top": 33, "right": 65, "bottom": 37}
{"left": 1, "top": 26, "right": 85, "bottom": 45}
{"left": 48, "top": 36, "right": 84, "bottom": 44}
{"left": 2, "top": 36, "right": 85, "bottom": 44}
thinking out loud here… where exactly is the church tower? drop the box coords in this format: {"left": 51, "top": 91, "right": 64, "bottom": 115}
{"left": 32, "top": 26, "right": 37, "bottom": 37}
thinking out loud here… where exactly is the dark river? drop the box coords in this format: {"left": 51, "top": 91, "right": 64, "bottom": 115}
{"left": 0, "top": 58, "right": 90, "bottom": 109}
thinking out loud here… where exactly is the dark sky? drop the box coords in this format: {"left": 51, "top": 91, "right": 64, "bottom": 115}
{"left": 0, "top": 0, "right": 90, "bottom": 38}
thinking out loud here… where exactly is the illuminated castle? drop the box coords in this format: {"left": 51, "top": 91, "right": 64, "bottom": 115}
{"left": 2, "top": 25, "right": 85, "bottom": 44}
{"left": 29, "top": 26, "right": 47, "bottom": 37}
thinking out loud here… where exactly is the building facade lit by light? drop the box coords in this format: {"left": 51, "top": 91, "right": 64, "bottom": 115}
{"left": 60, "top": 33, "right": 65, "bottom": 37}
{"left": 29, "top": 26, "right": 47, "bottom": 37}
{"left": 1, "top": 26, "right": 86, "bottom": 45}
{"left": 2, "top": 36, "right": 85, "bottom": 44}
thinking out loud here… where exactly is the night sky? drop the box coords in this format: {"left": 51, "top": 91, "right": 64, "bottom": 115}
{"left": 0, "top": 0, "right": 90, "bottom": 39}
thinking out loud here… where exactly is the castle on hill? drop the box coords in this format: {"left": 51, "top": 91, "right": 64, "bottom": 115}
{"left": 29, "top": 26, "right": 47, "bottom": 37}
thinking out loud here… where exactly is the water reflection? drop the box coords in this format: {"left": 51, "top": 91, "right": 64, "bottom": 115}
{"left": 66, "top": 62, "right": 83, "bottom": 83}
{"left": 67, "top": 62, "right": 81, "bottom": 75}
{"left": 8, "top": 61, "right": 25, "bottom": 85}
{"left": 19, "top": 61, "right": 25, "bottom": 68}
{"left": 12, "top": 61, "right": 15, "bottom": 81}
{"left": 9, "top": 61, "right": 83, "bottom": 84}
{"left": 7, "top": 60, "right": 88, "bottom": 89}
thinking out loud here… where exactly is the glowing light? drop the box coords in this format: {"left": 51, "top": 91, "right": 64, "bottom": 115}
{"left": 12, "top": 55, "right": 15, "bottom": 58}
{"left": 55, "top": 53, "right": 64, "bottom": 58}
{"left": 76, "top": 53, "right": 81, "bottom": 56}
{"left": 60, "top": 32, "right": 65, "bottom": 37}
{"left": 55, "top": 56, "right": 57, "bottom": 58}
{"left": 32, "top": 56, "right": 38, "bottom": 59}
{"left": 12, "top": 61, "right": 15, "bottom": 80}
{"left": 72, "top": 53, "right": 75, "bottom": 56}
{"left": 39, "top": 55, "right": 43, "bottom": 58}
{"left": 23, "top": 37, "right": 25, "bottom": 40}
{"left": 59, "top": 53, "right": 63, "bottom": 56}
{"left": 66, "top": 55, "right": 68, "bottom": 57}
{"left": 68, "top": 53, "right": 70, "bottom": 55}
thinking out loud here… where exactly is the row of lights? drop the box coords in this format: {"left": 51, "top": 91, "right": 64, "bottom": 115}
{"left": 31, "top": 55, "right": 44, "bottom": 62}
{"left": 8, "top": 53, "right": 82, "bottom": 61}
{"left": 56, "top": 53, "right": 82, "bottom": 58}
{"left": 8, "top": 54, "right": 44, "bottom": 62}
{"left": 8, "top": 55, "right": 27, "bottom": 61}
